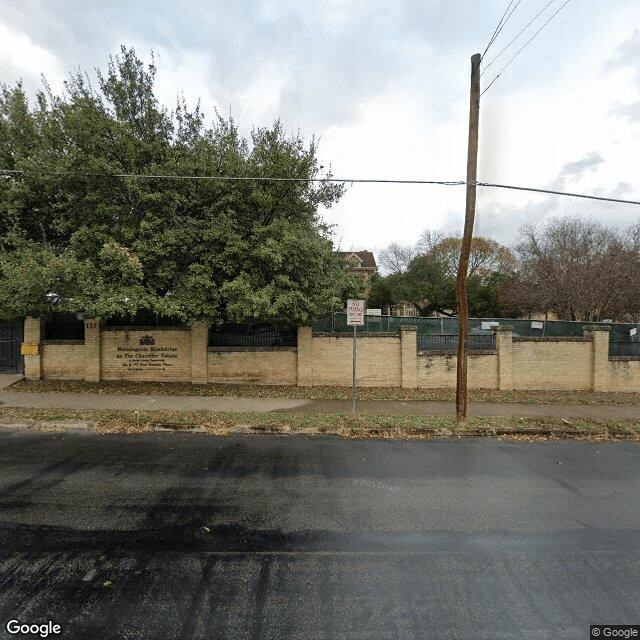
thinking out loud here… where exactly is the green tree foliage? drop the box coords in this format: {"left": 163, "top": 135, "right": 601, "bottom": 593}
{"left": 424, "top": 235, "right": 517, "bottom": 281}
{"left": 370, "top": 234, "right": 516, "bottom": 317}
{"left": 0, "top": 46, "right": 362, "bottom": 323}
{"left": 367, "top": 256, "right": 455, "bottom": 316}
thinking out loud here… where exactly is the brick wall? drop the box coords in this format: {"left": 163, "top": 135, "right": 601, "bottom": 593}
{"left": 208, "top": 348, "right": 297, "bottom": 384}
{"left": 308, "top": 332, "right": 402, "bottom": 387}
{"left": 417, "top": 352, "right": 499, "bottom": 389}
{"left": 608, "top": 358, "right": 640, "bottom": 392}
{"left": 512, "top": 338, "right": 592, "bottom": 390}
{"left": 23, "top": 317, "right": 43, "bottom": 380}
{"left": 23, "top": 319, "right": 640, "bottom": 392}
{"left": 42, "top": 342, "right": 86, "bottom": 379}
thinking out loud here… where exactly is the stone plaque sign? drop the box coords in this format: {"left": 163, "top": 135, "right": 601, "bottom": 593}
{"left": 115, "top": 344, "right": 179, "bottom": 373}
{"left": 102, "top": 328, "right": 190, "bottom": 381}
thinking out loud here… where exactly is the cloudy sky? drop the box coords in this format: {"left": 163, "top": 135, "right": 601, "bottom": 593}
{"left": 1, "top": 0, "right": 639, "bottom": 261}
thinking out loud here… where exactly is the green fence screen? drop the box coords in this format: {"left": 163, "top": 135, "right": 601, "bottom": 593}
{"left": 312, "top": 314, "right": 640, "bottom": 355}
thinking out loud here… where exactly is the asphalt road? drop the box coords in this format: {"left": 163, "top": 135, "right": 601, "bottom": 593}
{"left": 0, "top": 430, "right": 638, "bottom": 639}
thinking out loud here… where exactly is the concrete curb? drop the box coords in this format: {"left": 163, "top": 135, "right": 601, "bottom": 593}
{"left": 0, "top": 420, "right": 95, "bottom": 431}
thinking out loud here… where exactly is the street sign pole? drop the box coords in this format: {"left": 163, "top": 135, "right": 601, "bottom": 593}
{"left": 352, "top": 324, "right": 357, "bottom": 413}
{"left": 346, "top": 299, "right": 365, "bottom": 415}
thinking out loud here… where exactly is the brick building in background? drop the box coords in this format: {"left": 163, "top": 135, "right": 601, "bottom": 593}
{"left": 338, "top": 251, "right": 377, "bottom": 295}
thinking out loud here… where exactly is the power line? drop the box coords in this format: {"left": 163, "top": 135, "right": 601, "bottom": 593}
{"left": 481, "top": 0, "right": 573, "bottom": 96}
{"left": 0, "top": 170, "right": 464, "bottom": 186}
{"left": 481, "top": 0, "right": 524, "bottom": 60}
{"left": 481, "top": 0, "right": 515, "bottom": 59}
{"left": 481, "top": 0, "right": 557, "bottom": 77}
{"left": 2, "top": 168, "right": 638, "bottom": 205}
{"left": 476, "top": 181, "right": 640, "bottom": 206}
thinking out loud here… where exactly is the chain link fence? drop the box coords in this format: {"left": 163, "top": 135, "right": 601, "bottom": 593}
{"left": 312, "top": 313, "right": 640, "bottom": 355}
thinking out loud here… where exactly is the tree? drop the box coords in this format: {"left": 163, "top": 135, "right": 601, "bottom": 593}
{"left": 367, "top": 257, "right": 457, "bottom": 316}
{"left": 424, "top": 234, "right": 516, "bottom": 281}
{"left": 0, "top": 46, "right": 363, "bottom": 324}
{"left": 468, "top": 271, "right": 516, "bottom": 317}
{"left": 365, "top": 272, "right": 396, "bottom": 311}
{"left": 376, "top": 242, "right": 417, "bottom": 274}
{"left": 626, "top": 221, "right": 640, "bottom": 252}
{"left": 373, "top": 231, "right": 516, "bottom": 316}
{"left": 499, "top": 216, "right": 640, "bottom": 321}
{"left": 377, "top": 231, "right": 515, "bottom": 281}
{"left": 402, "top": 257, "right": 457, "bottom": 316}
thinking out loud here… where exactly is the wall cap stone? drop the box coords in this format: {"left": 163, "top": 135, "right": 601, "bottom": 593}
{"left": 398, "top": 325, "right": 418, "bottom": 332}
{"left": 312, "top": 332, "right": 399, "bottom": 339}
{"left": 514, "top": 336, "right": 591, "bottom": 342}
{"left": 208, "top": 347, "right": 297, "bottom": 352}
{"left": 492, "top": 325, "right": 514, "bottom": 332}
{"left": 418, "top": 350, "right": 497, "bottom": 356}
{"left": 584, "top": 324, "right": 612, "bottom": 332}
{"left": 101, "top": 325, "right": 190, "bottom": 332}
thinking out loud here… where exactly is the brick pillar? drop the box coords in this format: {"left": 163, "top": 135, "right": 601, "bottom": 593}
{"left": 190, "top": 322, "right": 209, "bottom": 384}
{"left": 297, "top": 326, "right": 313, "bottom": 386}
{"left": 23, "top": 317, "right": 43, "bottom": 380}
{"left": 84, "top": 319, "right": 102, "bottom": 382}
{"left": 585, "top": 325, "right": 610, "bottom": 392}
{"left": 399, "top": 325, "right": 418, "bottom": 389}
{"left": 494, "top": 325, "right": 514, "bottom": 390}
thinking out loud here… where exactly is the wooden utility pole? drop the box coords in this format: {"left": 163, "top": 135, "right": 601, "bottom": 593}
{"left": 455, "top": 53, "right": 481, "bottom": 421}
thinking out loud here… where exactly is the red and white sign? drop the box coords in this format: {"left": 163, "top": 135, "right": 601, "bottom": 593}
{"left": 346, "top": 299, "right": 365, "bottom": 326}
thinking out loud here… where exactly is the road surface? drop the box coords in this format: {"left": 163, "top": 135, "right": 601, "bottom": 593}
{"left": 0, "top": 429, "right": 638, "bottom": 639}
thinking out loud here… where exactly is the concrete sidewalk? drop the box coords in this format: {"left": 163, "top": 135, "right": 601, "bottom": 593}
{"left": 1, "top": 388, "right": 639, "bottom": 419}
{"left": 0, "top": 373, "right": 24, "bottom": 391}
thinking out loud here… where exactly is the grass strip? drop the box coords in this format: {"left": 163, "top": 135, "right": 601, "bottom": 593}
{"left": 1, "top": 407, "right": 639, "bottom": 440}
{"left": 8, "top": 378, "right": 640, "bottom": 406}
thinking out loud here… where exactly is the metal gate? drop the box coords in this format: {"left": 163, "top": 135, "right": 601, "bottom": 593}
{"left": 0, "top": 320, "right": 23, "bottom": 372}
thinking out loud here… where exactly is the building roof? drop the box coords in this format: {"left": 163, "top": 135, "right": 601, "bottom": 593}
{"left": 337, "top": 251, "right": 377, "bottom": 269}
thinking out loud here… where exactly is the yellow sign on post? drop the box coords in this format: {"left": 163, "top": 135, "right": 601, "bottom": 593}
{"left": 21, "top": 343, "right": 39, "bottom": 356}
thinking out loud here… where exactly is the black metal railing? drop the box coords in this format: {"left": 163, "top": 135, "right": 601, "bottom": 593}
{"left": 209, "top": 328, "right": 297, "bottom": 348}
{"left": 609, "top": 341, "right": 640, "bottom": 357}
{"left": 417, "top": 334, "right": 495, "bottom": 352}
{"left": 43, "top": 318, "right": 85, "bottom": 341}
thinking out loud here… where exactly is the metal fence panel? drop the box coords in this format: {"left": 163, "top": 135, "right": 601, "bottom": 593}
{"left": 0, "top": 320, "right": 22, "bottom": 371}
{"left": 417, "top": 334, "right": 495, "bottom": 352}
{"left": 609, "top": 341, "right": 640, "bottom": 357}
{"left": 312, "top": 313, "right": 639, "bottom": 355}
{"left": 209, "top": 329, "right": 297, "bottom": 348}
{"left": 43, "top": 318, "right": 85, "bottom": 341}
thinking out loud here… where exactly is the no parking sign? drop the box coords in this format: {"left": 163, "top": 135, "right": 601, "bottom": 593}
{"left": 347, "top": 299, "right": 365, "bottom": 326}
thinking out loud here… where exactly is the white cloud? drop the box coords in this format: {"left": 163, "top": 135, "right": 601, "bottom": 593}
{"left": 0, "top": 0, "right": 638, "bottom": 253}
{"left": 0, "top": 21, "right": 64, "bottom": 91}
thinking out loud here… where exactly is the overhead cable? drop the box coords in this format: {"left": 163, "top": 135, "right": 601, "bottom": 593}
{"left": 475, "top": 181, "right": 640, "bottom": 206}
{"left": 481, "top": 0, "right": 516, "bottom": 59}
{"left": 1, "top": 169, "right": 638, "bottom": 205}
{"left": 481, "top": 0, "right": 573, "bottom": 96}
{"left": 481, "top": 0, "right": 524, "bottom": 60}
{"left": 481, "top": 0, "right": 558, "bottom": 76}
{"left": 0, "top": 170, "right": 464, "bottom": 186}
